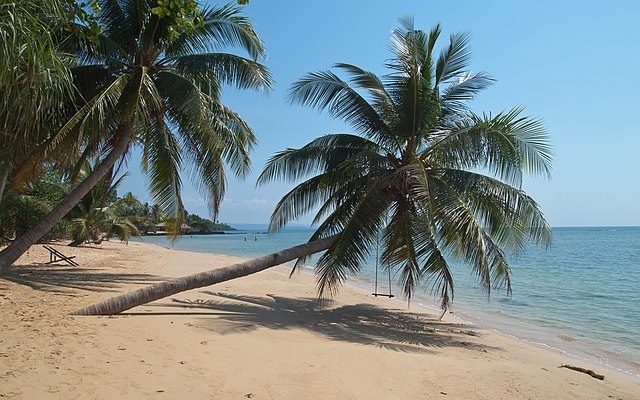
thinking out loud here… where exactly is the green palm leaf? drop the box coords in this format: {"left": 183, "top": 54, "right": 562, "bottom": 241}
{"left": 165, "top": 3, "right": 266, "bottom": 60}
{"left": 435, "top": 31, "right": 472, "bottom": 87}
{"left": 170, "top": 53, "right": 272, "bottom": 93}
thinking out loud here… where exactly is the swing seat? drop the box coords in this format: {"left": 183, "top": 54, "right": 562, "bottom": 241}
{"left": 372, "top": 293, "right": 395, "bottom": 298}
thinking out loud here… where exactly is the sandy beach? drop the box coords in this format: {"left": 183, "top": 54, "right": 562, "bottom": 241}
{"left": 1, "top": 241, "right": 638, "bottom": 399}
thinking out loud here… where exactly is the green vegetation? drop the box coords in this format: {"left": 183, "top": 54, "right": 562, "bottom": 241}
{"left": 0, "top": 164, "right": 231, "bottom": 246}
{"left": 0, "top": 167, "right": 70, "bottom": 243}
{"left": 185, "top": 214, "right": 236, "bottom": 234}
{"left": 0, "top": 0, "right": 271, "bottom": 266}
{"left": 65, "top": 163, "right": 140, "bottom": 246}
{"left": 0, "top": 0, "right": 74, "bottom": 202}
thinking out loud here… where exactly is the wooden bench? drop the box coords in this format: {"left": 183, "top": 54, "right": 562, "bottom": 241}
{"left": 43, "top": 245, "right": 79, "bottom": 267}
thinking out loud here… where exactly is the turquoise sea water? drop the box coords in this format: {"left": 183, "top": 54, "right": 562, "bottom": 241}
{"left": 139, "top": 226, "right": 640, "bottom": 376}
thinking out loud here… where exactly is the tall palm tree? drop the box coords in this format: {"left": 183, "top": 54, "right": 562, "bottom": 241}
{"left": 0, "top": 0, "right": 272, "bottom": 269}
{"left": 260, "top": 19, "right": 552, "bottom": 309}
{"left": 71, "top": 19, "right": 552, "bottom": 316}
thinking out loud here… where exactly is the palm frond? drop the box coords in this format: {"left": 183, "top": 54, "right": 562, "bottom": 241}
{"left": 258, "top": 134, "right": 379, "bottom": 185}
{"left": 423, "top": 171, "right": 513, "bottom": 296}
{"left": 421, "top": 245, "right": 455, "bottom": 310}
{"left": 312, "top": 181, "right": 390, "bottom": 298}
{"left": 333, "top": 63, "right": 392, "bottom": 107}
{"left": 44, "top": 73, "right": 130, "bottom": 163}
{"left": 438, "top": 168, "right": 551, "bottom": 251}
{"left": 169, "top": 52, "right": 272, "bottom": 94}
{"left": 268, "top": 174, "right": 336, "bottom": 233}
{"left": 98, "top": 0, "right": 135, "bottom": 47}
{"left": 288, "top": 70, "right": 388, "bottom": 138}
{"left": 426, "top": 108, "right": 553, "bottom": 186}
{"left": 504, "top": 109, "right": 554, "bottom": 178}
{"left": 178, "top": 120, "right": 226, "bottom": 219}
{"left": 107, "top": 216, "right": 140, "bottom": 243}
{"left": 440, "top": 72, "right": 495, "bottom": 116}
{"left": 166, "top": 3, "right": 266, "bottom": 60}
{"left": 387, "top": 16, "right": 419, "bottom": 76}
{"left": 209, "top": 103, "right": 256, "bottom": 178}
{"left": 142, "top": 115, "right": 184, "bottom": 240}
{"left": 381, "top": 200, "right": 422, "bottom": 301}
{"left": 155, "top": 70, "right": 211, "bottom": 117}
{"left": 435, "top": 31, "right": 472, "bottom": 87}
{"left": 261, "top": 135, "right": 381, "bottom": 231}
{"left": 0, "top": 0, "right": 74, "bottom": 138}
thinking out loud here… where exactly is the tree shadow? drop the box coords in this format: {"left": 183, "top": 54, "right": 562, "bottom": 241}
{"left": 153, "top": 290, "right": 495, "bottom": 354}
{"left": 1, "top": 264, "right": 165, "bottom": 293}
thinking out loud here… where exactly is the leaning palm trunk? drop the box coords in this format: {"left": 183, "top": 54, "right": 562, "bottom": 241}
{"left": 0, "top": 124, "right": 133, "bottom": 270}
{"left": 71, "top": 234, "right": 339, "bottom": 315}
{"left": 0, "top": 160, "right": 9, "bottom": 202}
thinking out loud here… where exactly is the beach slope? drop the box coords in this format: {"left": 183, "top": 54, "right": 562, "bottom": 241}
{"left": 1, "top": 241, "right": 638, "bottom": 399}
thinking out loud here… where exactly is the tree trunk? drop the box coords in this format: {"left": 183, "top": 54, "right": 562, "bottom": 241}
{"left": 0, "top": 159, "right": 10, "bottom": 202}
{"left": 71, "top": 234, "right": 339, "bottom": 316}
{"left": 0, "top": 124, "right": 133, "bottom": 270}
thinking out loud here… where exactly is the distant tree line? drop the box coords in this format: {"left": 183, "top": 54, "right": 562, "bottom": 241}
{"left": 0, "top": 164, "right": 234, "bottom": 247}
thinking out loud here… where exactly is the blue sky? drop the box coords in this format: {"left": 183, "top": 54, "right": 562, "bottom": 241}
{"left": 120, "top": 0, "right": 640, "bottom": 227}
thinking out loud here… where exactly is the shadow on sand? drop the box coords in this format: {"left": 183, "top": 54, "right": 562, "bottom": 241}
{"left": 132, "top": 290, "right": 495, "bottom": 354}
{"left": 1, "top": 264, "right": 165, "bottom": 293}
{"left": 2, "top": 263, "right": 497, "bottom": 354}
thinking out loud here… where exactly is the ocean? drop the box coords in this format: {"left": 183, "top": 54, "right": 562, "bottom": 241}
{"left": 138, "top": 226, "right": 640, "bottom": 377}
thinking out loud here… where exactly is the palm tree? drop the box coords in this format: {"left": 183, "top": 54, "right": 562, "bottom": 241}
{"left": 0, "top": 0, "right": 272, "bottom": 269}
{"left": 260, "top": 19, "right": 552, "bottom": 309}
{"left": 68, "top": 204, "right": 140, "bottom": 246}
{"left": 114, "top": 192, "right": 154, "bottom": 233}
{"left": 67, "top": 164, "right": 140, "bottom": 246}
{"left": 71, "top": 19, "right": 552, "bottom": 316}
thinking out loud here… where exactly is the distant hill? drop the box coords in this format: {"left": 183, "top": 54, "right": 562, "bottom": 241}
{"left": 187, "top": 215, "right": 237, "bottom": 234}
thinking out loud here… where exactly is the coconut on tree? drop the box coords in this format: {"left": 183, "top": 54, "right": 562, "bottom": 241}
{"left": 0, "top": 0, "right": 272, "bottom": 269}
{"left": 72, "top": 18, "right": 552, "bottom": 316}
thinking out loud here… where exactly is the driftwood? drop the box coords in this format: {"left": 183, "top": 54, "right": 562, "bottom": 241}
{"left": 559, "top": 364, "right": 605, "bottom": 380}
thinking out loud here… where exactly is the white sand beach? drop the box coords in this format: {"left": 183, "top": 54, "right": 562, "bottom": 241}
{"left": 1, "top": 241, "right": 638, "bottom": 399}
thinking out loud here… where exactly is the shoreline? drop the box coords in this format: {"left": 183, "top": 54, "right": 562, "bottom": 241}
{"left": 1, "top": 241, "right": 639, "bottom": 399}
{"left": 141, "top": 234, "right": 640, "bottom": 378}
{"left": 344, "top": 269, "right": 640, "bottom": 379}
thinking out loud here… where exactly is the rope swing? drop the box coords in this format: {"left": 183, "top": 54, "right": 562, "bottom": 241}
{"left": 372, "top": 234, "right": 394, "bottom": 298}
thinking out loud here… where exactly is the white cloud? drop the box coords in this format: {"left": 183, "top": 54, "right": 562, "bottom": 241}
{"left": 244, "top": 198, "right": 271, "bottom": 209}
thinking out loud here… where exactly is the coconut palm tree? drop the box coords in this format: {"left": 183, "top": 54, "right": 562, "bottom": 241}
{"left": 0, "top": 0, "right": 272, "bottom": 269}
{"left": 68, "top": 204, "right": 140, "bottom": 246}
{"left": 71, "top": 18, "right": 552, "bottom": 316}
{"left": 67, "top": 164, "right": 140, "bottom": 246}
{"left": 259, "top": 19, "right": 552, "bottom": 309}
